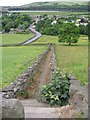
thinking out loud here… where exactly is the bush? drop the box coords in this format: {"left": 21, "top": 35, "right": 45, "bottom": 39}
{"left": 40, "top": 68, "right": 70, "bottom": 106}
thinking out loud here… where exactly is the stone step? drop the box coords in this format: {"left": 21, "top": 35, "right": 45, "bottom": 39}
{"left": 20, "top": 99, "right": 50, "bottom": 107}
{"left": 24, "top": 107, "right": 59, "bottom": 118}
{"left": 20, "top": 99, "right": 78, "bottom": 118}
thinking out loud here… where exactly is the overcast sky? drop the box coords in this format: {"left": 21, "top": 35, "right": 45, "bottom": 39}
{"left": 0, "top": 0, "right": 89, "bottom": 6}
{"left": 0, "top": 0, "right": 57, "bottom": 6}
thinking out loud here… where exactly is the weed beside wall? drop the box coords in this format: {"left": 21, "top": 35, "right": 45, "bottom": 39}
{"left": 40, "top": 68, "right": 70, "bottom": 106}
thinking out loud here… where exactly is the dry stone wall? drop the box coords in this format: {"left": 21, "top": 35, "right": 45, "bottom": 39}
{"left": 2, "top": 44, "right": 52, "bottom": 99}
{"left": 68, "top": 76, "right": 88, "bottom": 118}
{"left": 50, "top": 44, "right": 57, "bottom": 78}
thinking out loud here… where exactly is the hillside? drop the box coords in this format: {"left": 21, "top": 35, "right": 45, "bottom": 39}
{"left": 8, "top": 1, "right": 88, "bottom": 12}
{"left": 22, "top": 1, "right": 88, "bottom": 7}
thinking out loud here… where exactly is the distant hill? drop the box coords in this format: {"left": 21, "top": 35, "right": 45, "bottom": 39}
{"left": 8, "top": 1, "right": 88, "bottom": 12}
{"left": 22, "top": 1, "right": 88, "bottom": 7}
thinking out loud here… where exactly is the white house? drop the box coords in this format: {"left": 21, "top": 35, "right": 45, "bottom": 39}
{"left": 80, "top": 23, "right": 88, "bottom": 26}
{"left": 75, "top": 24, "right": 79, "bottom": 27}
{"left": 51, "top": 20, "right": 57, "bottom": 25}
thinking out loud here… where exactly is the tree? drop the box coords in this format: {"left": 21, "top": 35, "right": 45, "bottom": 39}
{"left": 4, "top": 24, "right": 10, "bottom": 32}
{"left": 23, "top": 21, "right": 29, "bottom": 29}
{"left": 44, "top": 19, "right": 52, "bottom": 28}
{"left": 58, "top": 23, "right": 79, "bottom": 45}
{"left": 79, "top": 25, "right": 87, "bottom": 35}
{"left": 36, "top": 20, "right": 45, "bottom": 32}
{"left": 18, "top": 24, "right": 25, "bottom": 31}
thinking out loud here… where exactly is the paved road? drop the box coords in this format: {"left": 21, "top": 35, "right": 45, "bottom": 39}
{"left": 24, "top": 25, "right": 42, "bottom": 45}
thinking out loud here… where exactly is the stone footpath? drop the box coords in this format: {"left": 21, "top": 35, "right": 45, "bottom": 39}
{"left": 21, "top": 99, "right": 77, "bottom": 118}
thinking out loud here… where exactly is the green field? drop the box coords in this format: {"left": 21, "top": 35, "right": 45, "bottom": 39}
{"left": 34, "top": 34, "right": 88, "bottom": 85}
{"left": 33, "top": 35, "right": 88, "bottom": 46}
{"left": 20, "top": 11, "right": 88, "bottom": 16}
{"left": 2, "top": 33, "right": 88, "bottom": 87}
{"left": 55, "top": 46, "right": 88, "bottom": 85}
{"left": 2, "top": 33, "right": 35, "bottom": 45}
{"left": 33, "top": 35, "right": 59, "bottom": 44}
{"left": 2, "top": 45, "right": 47, "bottom": 87}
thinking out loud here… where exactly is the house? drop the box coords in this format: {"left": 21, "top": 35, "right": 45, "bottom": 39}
{"left": 9, "top": 28, "right": 15, "bottom": 34}
{"left": 7, "top": 13, "right": 11, "bottom": 16}
{"left": 64, "top": 21, "right": 68, "bottom": 23}
{"left": 51, "top": 20, "right": 57, "bottom": 25}
{"left": 75, "top": 24, "right": 79, "bottom": 27}
{"left": 32, "top": 25, "right": 36, "bottom": 30}
{"left": 35, "top": 17, "right": 40, "bottom": 24}
{"left": 71, "top": 20, "right": 76, "bottom": 23}
{"left": 76, "top": 19, "right": 81, "bottom": 24}
{"left": 80, "top": 23, "right": 88, "bottom": 26}
{"left": 41, "top": 18, "right": 44, "bottom": 21}
{"left": 16, "top": 28, "right": 24, "bottom": 33}
{"left": 84, "top": 17, "right": 88, "bottom": 21}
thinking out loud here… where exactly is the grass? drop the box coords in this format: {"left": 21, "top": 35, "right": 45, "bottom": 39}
{"left": 2, "top": 33, "right": 35, "bottom": 45}
{"left": 77, "top": 35, "right": 88, "bottom": 46}
{"left": 2, "top": 45, "right": 47, "bottom": 88}
{"left": 33, "top": 35, "right": 88, "bottom": 46}
{"left": 20, "top": 11, "right": 88, "bottom": 17}
{"left": 32, "top": 35, "right": 59, "bottom": 44}
{"left": 1, "top": 33, "right": 88, "bottom": 87}
{"left": 33, "top": 34, "right": 88, "bottom": 85}
{"left": 89, "top": 43, "right": 90, "bottom": 67}
{"left": 55, "top": 45, "right": 88, "bottom": 85}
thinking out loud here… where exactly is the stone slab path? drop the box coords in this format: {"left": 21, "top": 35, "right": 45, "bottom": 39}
{"left": 24, "top": 107, "right": 59, "bottom": 118}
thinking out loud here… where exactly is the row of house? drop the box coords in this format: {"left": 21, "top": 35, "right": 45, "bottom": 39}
{"left": 33, "top": 15, "right": 88, "bottom": 29}
{"left": 72, "top": 17, "right": 88, "bottom": 26}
